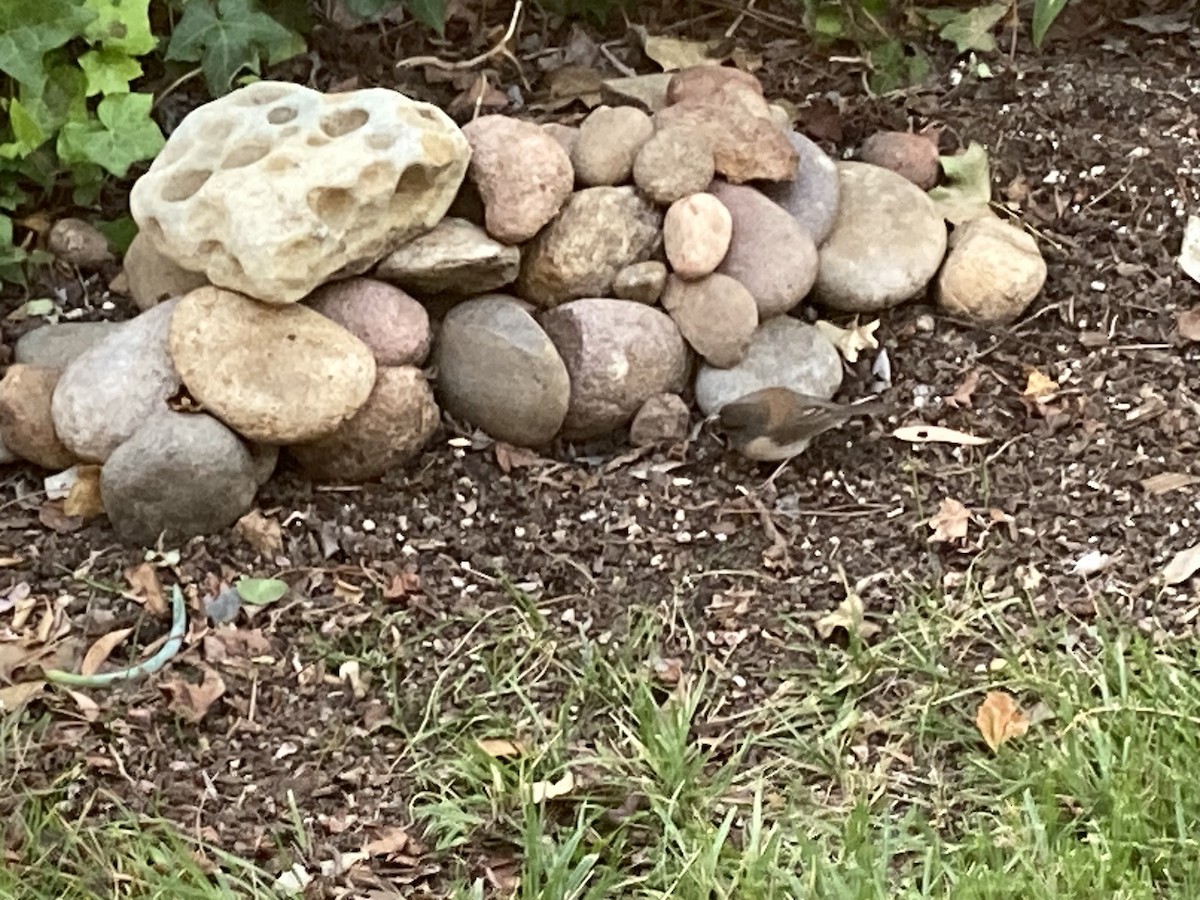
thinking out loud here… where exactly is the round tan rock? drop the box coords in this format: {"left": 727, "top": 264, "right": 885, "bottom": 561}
{"left": 289, "top": 366, "right": 439, "bottom": 482}
{"left": 633, "top": 126, "right": 715, "bottom": 205}
{"left": 666, "top": 66, "right": 765, "bottom": 106}
{"left": 937, "top": 217, "right": 1046, "bottom": 325}
{"left": 663, "top": 193, "right": 732, "bottom": 279}
{"left": 462, "top": 115, "right": 575, "bottom": 244}
{"left": 0, "top": 365, "right": 75, "bottom": 469}
{"left": 661, "top": 273, "right": 757, "bottom": 368}
{"left": 169, "top": 287, "right": 377, "bottom": 444}
{"left": 860, "top": 131, "right": 940, "bottom": 190}
{"left": 573, "top": 105, "right": 654, "bottom": 187}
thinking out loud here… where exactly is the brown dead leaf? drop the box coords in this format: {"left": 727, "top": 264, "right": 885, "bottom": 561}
{"left": 494, "top": 442, "right": 545, "bottom": 473}
{"left": 1022, "top": 368, "right": 1059, "bottom": 399}
{"left": 651, "top": 655, "right": 684, "bottom": 686}
{"left": 1163, "top": 544, "right": 1200, "bottom": 585}
{"left": 203, "top": 627, "right": 273, "bottom": 663}
{"left": 1140, "top": 472, "right": 1200, "bottom": 495}
{"left": 364, "top": 826, "right": 411, "bottom": 858}
{"left": 447, "top": 72, "right": 509, "bottom": 118}
{"left": 63, "top": 465, "right": 104, "bottom": 519}
{"left": 929, "top": 498, "right": 970, "bottom": 543}
{"left": 80, "top": 626, "right": 134, "bottom": 676}
{"left": 0, "top": 681, "right": 44, "bottom": 711}
{"left": 975, "top": 690, "right": 1030, "bottom": 752}
{"left": 946, "top": 367, "right": 983, "bottom": 408}
{"left": 477, "top": 737, "right": 527, "bottom": 758}
{"left": 38, "top": 499, "right": 83, "bottom": 533}
{"left": 799, "top": 98, "right": 843, "bottom": 143}
{"left": 124, "top": 562, "right": 168, "bottom": 616}
{"left": 640, "top": 34, "right": 726, "bottom": 71}
{"left": 382, "top": 568, "right": 421, "bottom": 600}
{"left": 235, "top": 509, "right": 283, "bottom": 558}
{"left": 161, "top": 668, "right": 226, "bottom": 723}
{"left": 1179, "top": 308, "right": 1200, "bottom": 342}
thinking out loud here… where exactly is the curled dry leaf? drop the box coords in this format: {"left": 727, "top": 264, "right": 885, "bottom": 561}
{"left": 929, "top": 498, "right": 970, "bottom": 543}
{"left": 1163, "top": 544, "right": 1200, "bottom": 585}
{"left": 63, "top": 465, "right": 104, "bottom": 519}
{"left": 0, "top": 681, "right": 44, "bottom": 711}
{"left": 816, "top": 593, "right": 880, "bottom": 642}
{"left": 528, "top": 769, "right": 575, "bottom": 803}
{"left": 161, "top": 667, "right": 226, "bottom": 723}
{"left": 892, "top": 424, "right": 990, "bottom": 446}
{"left": 124, "top": 562, "right": 168, "bottom": 616}
{"left": 1072, "top": 549, "right": 1113, "bottom": 577}
{"left": 975, "top": 690, "right": 1030, "bottom": 752}
{"left": 1177, "top": 307, "right": 1200, "bottom": 342}
{"left": 637, "top": 31, "right": 727, "bottom": 71}
{"left": 946, "top": 367, "right": 983, "bottom": 408}
{"left": 814, "top": 317, "right": 880, "bottom": 364}
{"left": 235, "top": 509, "right": 283, "bottom": 558}
{"left": 364, "top": 826, "right": 411, "bottom": 858}
{"left": 477, "top": 737, "right": 527, "bottom": 758}
{"left": 80, "top": 627, "right": 135, "bottom": 677}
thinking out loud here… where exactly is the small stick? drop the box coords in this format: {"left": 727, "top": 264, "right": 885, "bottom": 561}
{"left": 396, "top": 0, "right": 523, "bottom": 70}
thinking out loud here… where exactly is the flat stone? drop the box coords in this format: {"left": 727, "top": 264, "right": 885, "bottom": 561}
{"left": 169, "top": 287, "right": 376, "bottom": 444}
{"left": 374, "top": 217, "right": 520, "bottom": 296}
{"left": 15, "top": 321, "right": 123, "bottom": 369}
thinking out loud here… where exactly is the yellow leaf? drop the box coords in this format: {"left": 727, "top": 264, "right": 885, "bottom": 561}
{"left": 1022, "top": 368, "right": 1059, "bottom": 399}
{"left": 975, "top": 690, "right": 1030, "bottom": 752}
{"left": 528, "top": 769, "right": 574, "bottom": 803}
{"left": 63, "top": 465, "right": 104, "bottom": 519}
{"left": 477, "top": 738, "right": 526, "bottom": 758}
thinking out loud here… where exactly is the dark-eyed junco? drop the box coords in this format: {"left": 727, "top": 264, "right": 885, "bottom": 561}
{"left": 717, "top": 387, "right": 889, "bottom": 465}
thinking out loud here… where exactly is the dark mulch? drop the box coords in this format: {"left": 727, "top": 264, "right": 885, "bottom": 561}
{"left": 2, "top": 1, "right": 1199, "bottom": 894}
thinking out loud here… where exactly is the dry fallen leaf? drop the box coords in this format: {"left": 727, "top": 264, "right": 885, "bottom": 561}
{"left": 1140, "top": 472, "right": 1200, "bottom": 495}
{"left": 161, "top": 668, "right": 226, "bottom": 723}
{"left": 929, "top": 498, "right": 970, "bottom": 543}
{"left": 892, "top": 424, "right": 990, "bottom": 446}
{"left": 63, "top": 465, "right": 104, "bottom": 519}
{"left": 528, "top": 769, "right": 575, "bottom": 803}
{"left": 494, "top": 442, "right": 545, "bottom": 473}
{"left": 235, "top": 509, "right": 284, "bottom": 558}
{"left": 124, "top": 562, "right": 168, "bottom": 616}
{"left": 1022, "top": 368, "right": 1059, "bottom": 399}
{"left": 946, "top": 367, "right": 984, "bottom": 408}
{"left": 364, "top": 826, "right": 411, "bottom": 858}
{"left": 814, "top": 317, "right": 881, "bottom": 364}
{"left": 79, "top": 626, "right": 135, "bottom": 677}
{"left": 815, "top": 592, "right": 881, "bottom": 642}
{"left": 0, "top": 681, "right": 44, "bottom": 711}
{"left": 639, "top": 34, "right": 726, "bottom": 71}
{"left": 1163, "top": 544, "right": 1200, "bottom": 585}
{"left": 1180, "top": 214, "right": 1200, "bottom": 285}
{"left": 975, "top": 690, "right": 1030, "bottom": 752}
{"left": 1177, "top": 307, "right": 1200, "bottom": 342}
{"left": 477, "top": 737, "right": 527, "bottom": 758}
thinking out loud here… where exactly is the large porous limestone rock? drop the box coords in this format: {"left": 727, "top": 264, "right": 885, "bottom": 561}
{"left": 129, "top": 80, "right": 470, "bottom": 305}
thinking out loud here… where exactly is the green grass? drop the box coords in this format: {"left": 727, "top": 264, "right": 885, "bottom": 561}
{"left": 5, "top": 577, "right": 1200, "bottom": 898}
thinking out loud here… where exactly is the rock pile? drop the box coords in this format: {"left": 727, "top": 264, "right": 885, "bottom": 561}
{"left": 1, "top": 69, "right": 1048, "bottom": 545}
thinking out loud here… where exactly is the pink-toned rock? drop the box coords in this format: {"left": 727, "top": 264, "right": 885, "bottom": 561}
{"left": 121, "top": 232, "right": 209, "bottom": 311}
{"left": 540, "top": 298, "right": 690, "bottom": 440}
{"left": 572, "top": 105, "right": 654, "bottom": 187}
{"left": 663, "top": 193, "right": 732, "bottom": 279}
{"left": 654, "top": 102, "right": 797, "bottom": 184}
{"left": 661, "top": 273, "right": 757, "bottom": 368}
{"left": 666, "top": 66, "right": 765, "bottom": 106}
{"left": 518, "top": 187, "right": 662, "bottom": 308}
{"left": 710, "top": 182, "right": 818, "bottom": 318}
{"left": 860, "top": 131, "right": 940, "bottom": 190}
{"left": 629, "top": 392, "right": 690, "bottom": 446}
{"left": 289, "top": 366, "right": 439, "bottom": 482}
{"left": 632, "top": 126, "right": 715, "bottom": 206}
{"left": 0, "top": 365, "right": 75, "bottom": 469}
{"left": 306, "top": 277, "right": 430, "bottom": 366}
{"left": 48, "top": 218, "right": 112, "bottom": 269}
{"left": 462, "top": 115, "right": 575, "bottom": 243}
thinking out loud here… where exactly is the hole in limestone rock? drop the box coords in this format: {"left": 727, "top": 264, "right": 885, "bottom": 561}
{"left": 366, "top": 133, "right": 396, "bottom": 151}
{"left": 236, "top": 83, "right": 293, "bottom": 107}
{"left": 197, "top": 239, "right": 224, "bottom": 256}
{"left": 306, "top": 134, "right": 331, "bottom": 148}
{"left": 143, "top": 217, "right": 165, "bottom": 241}
{"left": 267, "top": 105, "right": 298, "bottom": 125}
{"left": 161, "top": 168, "right": 212, "bottom": 202}
{"left": 221, "top": 142, "right": 271, "bottom": 169}
{"left": 308, "top": 187, "right": 355, "bottom": 230}
{"left": 320, "top": 107, "right": 369, "bottom": 138}
{"left": 357, "top": 161, "right": 396, "bottom": 194}
{"left": 395, "top": 163, "right": 435, "bottom": 198}
{"left": 264, "top": 156, "right": 300, "bottom": 174}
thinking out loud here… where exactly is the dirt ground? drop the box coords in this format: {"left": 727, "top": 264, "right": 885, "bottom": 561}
{"left": 2, "top": 0, "right": 1199, "bottom": 895}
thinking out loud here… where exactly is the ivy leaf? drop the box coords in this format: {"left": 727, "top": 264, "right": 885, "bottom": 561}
{"left": 82, "top": 0, "right": 157, "bottom": 56}
{"left": 235, "top": 577, "right": 288, "bottom": 606}
{"left": 405, "top": 0, "right": 446, "bottom": 33}
{"left": 923, "top": 3, "right": 1009, "bottom": 54}
{"left": 18, "top": 62, "right": 89, "bottom": 137}
{"left": 0, "top": 100, "right": 47, "bottom": 158}
{"left": 343, "top": 0, "right": 396, "bottom": 20}
{"left": 79, "top": 48, "right": 144, "bottom": 96}
{"left": 0, "top": 0, "right": 96, "bottom": 85}
{"left": 57, "top": 92, "right": 164, "bottom": 176}
{"left": 166, "top": 0, "right": 301, "bottom": 95}
{"left": 0, "top": 215, "right": 32, "bottom": 285}
{"left": 1032, "top": 0, "right": 1070, "bottom": 48}
{"left": 928, "top": 141, "right": 994, "bottom": 224}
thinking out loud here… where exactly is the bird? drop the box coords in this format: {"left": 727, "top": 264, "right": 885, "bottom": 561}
{"left": 716, "top": 386, "right": 889, "bottom": 485}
